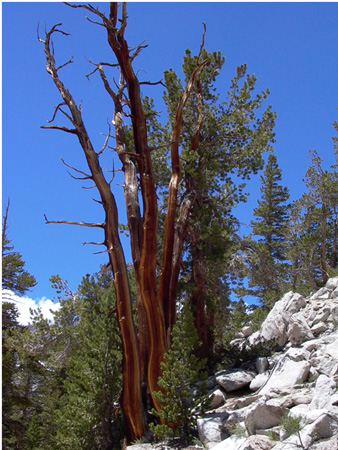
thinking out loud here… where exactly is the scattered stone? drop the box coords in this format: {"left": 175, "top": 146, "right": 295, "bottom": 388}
{"left": 206, "top": 388, "right": 226, "bottom": 410}
{"left": 309, "top": 374, "right": 337, "bottom": 410}
{"left": 210, "top": 434, "right": 247, "bottom": 450}
{"left": 216, "top": 369, "right": 255, "bottom": 392}
{"left": 245, "top": 402, "right": 289, "bottom": 435}
{"left": 242, "top": 325, "right": 254, "bottom": 338}
{"left": 141, "top": 279, "right": 338, "bottom": 449}
{"left": 311, "top": 321, "right": 328, "bottom": 335}
{"left": 259, "top": 359, "right": 310, "bottom": 395}
{"left": 250, "top": 373, "right": 269, "bottom": 391}
{"left": 238, "top": 435, "right": 275, "bottom": 449}
{"left": 197, "top": 412, "right": 229, "bottom": 443}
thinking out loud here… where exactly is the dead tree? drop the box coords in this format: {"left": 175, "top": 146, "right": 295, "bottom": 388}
{"left": 39, "top": 2, "right": 207, "bottom": 442}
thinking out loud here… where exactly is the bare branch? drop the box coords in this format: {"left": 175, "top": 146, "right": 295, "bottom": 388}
{"left": 118, "top": 2, "right": 128, "bottom": 38}
{"left": 84, "top": 14, "right": 106, "bottom": 28}
{"left": 130, "top": 41, "right": 148, "bottom": 61}
{"left": 46, "top": 102, "right": 67, "bottom": 123}
{"left": 197, "top": 23, "right": 207, "bottom": 65}
{"left": 83, "top": 241, "right": 105, "bottom": 246}
{"left": 65, "top": 3, "right": 109, "bottom": 26}
{"left": 41, "top": 125, "right": 78, "bottom": 134}
{"left": 60, "top": 157, "right": 92, "bottom": 180}
{"left": 82, "top": 184, "right": 97, "bottom": 190}
{"left": 97, "top": 121, "right": 112, "bottom": 156}
{"left": 139, "top": 80, "right": 165, "bottom": 87}
{"left": 93, "top": 249, "right": 109, "bottom": 255}
{"left": 56, "top": 56, "right": 74, "bottom": 71}
{"left": 44, "top": 214, "right": 104, "bottom": 228}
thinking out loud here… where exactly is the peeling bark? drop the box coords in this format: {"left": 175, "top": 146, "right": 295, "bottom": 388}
{"left": 40, "top": 24, "right": 146, "bottom": 441}
{"left": 41, "top": 3, "right": 209, "bottom": 439}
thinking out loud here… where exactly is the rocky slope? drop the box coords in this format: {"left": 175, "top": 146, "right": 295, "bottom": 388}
{"left": 128, "top": 277, "right": 338, "bottom": 450}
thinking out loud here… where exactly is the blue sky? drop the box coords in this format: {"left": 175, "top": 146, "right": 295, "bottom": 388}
{"left": 2, "top": 2, "right": 338, "bottom": 309}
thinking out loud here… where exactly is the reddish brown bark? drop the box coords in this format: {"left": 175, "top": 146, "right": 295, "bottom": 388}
{"left": 42, "top": 3, "right": 209, "bottom": 440}
{"left": 40, "top": 25, "right": 146, "bottom": 441}
{"left": 159, "top": 60, "right": 208, "bottom": 336}
{"left": 105, "top": 4, "right": 167, "bottom": 414}
{"left": 190, "top": 242, "right": 209, "bottom": 360}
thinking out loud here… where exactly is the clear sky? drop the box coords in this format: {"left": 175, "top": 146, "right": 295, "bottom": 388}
{"left": 2, "top": 2, "right": 338, "bottom": 316}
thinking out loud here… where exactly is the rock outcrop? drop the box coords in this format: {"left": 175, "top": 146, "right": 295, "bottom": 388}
{"left": 198, "top": 277, "right": 338, "bottom": 449}
{"left": 127, "top": 277, "right": 338, "bottom": 450}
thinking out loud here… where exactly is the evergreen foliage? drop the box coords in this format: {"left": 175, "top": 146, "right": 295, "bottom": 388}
{"left": 286, "top": 146, "right": 338, "bottom": 293}
{"left": 235, "top": 153, "right": 290, "bottom": 308}
{"left": 4, "top": 3, "right": 338, "bottom": 445}
{"left": 52, "top": 272, "right": 123, "bottom": 450}
{"left": 2, "top": 270, "right": 124, "bottom": 450}
{"left": 150, "top": 306, "right": 208, "bottom": 442}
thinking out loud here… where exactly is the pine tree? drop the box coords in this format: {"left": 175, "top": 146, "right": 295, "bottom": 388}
{"left": 286, "top": 147, "right": 338, "bottom": 292}
{"left": 2, "top": 202, "right": 39, "bottom": 448}
{"left": 150, "top": 306, "right": 208, "bottom": 443}
{"left": 40, "top": 4, "right": 275, "bottom": 439}
{"left": 52, "top": 271, "right": 124, "bottom": 450}
{"left": 238, "top": 153, "right": 290, "bottom": 308}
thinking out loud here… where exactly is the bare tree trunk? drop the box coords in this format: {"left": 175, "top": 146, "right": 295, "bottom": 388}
{"left": 41, "top": 3, "right": 209, "bottom": 439}
{"left": 40, "top": 25, "right": 146, "bottom": 441}
{"left": 104, "top": 4, "right": 168, "bottom": 414}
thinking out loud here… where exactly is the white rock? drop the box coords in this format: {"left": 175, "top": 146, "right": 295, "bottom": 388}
{"left": 289, "top": 405, "right": 330, "bottom": 425}
{"left": 285, "top": 347, "right": 310, "bottom": 361}
{"left": 311, "top": 321, "right": 328, "bottom": 335}
{"left": 259, "top": 359, "right": 310, "bottom": 395}
{"left": 288, "top": 312, "right": 314, "bottom": 346}
{"left": 245, "top": 401, "right": 288, "bottom": 434}
{"left": 207, "top": 388, "right": 226, "bottom": 410}
{"left": 242, "top": 325, "right": 254, "bottom": 337}
{"left": 234, "top": 331, "right": 245, "bottom": 339}
{"left": 310, "top": 411, "right": 338, "bottom": 439}
{"left": 292, "top": 390, "right": 313, "bottom": 405}
{"left": 126, "top": 445, "right": 152, "bottom": 450}
{"left": 301, "top": 339, "right": 319, "bottom": 352}
{"left": 197, "top": 413, "right": 229, "bottom": 443}
{"left": 216, "top": 369, "right": 255, "bottom": 392}
{"left": 309, "top": 374, "right": 337, "bottom": 410}
{"left": 238, "top": 435, "right": 275, "bottom": 449}
{"left": 310, "top": 287, "right": 331, "bottom": 300}
{"left": 250, "top": 373, "right": 270, "bottom": 392}
{"left": 210, "top": 435, "right": 247, "bottom": 450}
{"left": 311, "top": 355, "right": 338, "bottom": 377}
{"left": 325, "top": 341, "right": 338, "bottom": 360}
{"left": 326, "top": 277, "right": 338, "bottom": 290}
{"left": 248, "top": 292, "right": 306, "bottom": 349}
{"left": 311, "top": 307, "right": 331, "bottom": 325}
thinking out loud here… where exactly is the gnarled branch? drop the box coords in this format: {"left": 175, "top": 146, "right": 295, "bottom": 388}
{"left": 44, "top": 214, "right": 104, "bottom": 228}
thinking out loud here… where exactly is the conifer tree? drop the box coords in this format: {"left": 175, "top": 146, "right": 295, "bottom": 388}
{"left": 23, "top": 270, "right": 124, "bottom": 450}
{"left": 39, "top": 3, "right": 275, "bottom": 439}
{"left": 150, "top": 306, "right": 208, "bottom": 443}
{"left": 237, "top": 154, "right": 290, "bottom": 308}
{"left": 286, "top": 147, "right": 338, "bottom": 292}
{"left": 2, "top": 202, "right": 38, "bottom": 448}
